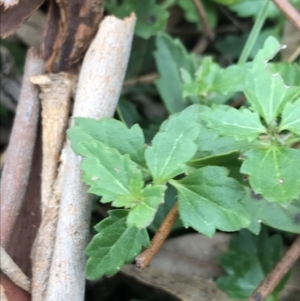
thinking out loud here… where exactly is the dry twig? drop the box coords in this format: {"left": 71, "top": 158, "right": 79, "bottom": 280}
{"left": 0, "top": 247, "right": 31, "bottom": 293}
{"left": 0, "top": 48, "right": 44, "bottom": 247}
{"left": 248, "top": 235, "right": 300, "bottom": 301}
{"left": 136, "top": 202, "right": 179, "bottom": 270}
{"left": 123, "top": 73, "right": 158, "bottom": 87}
{"left": 272, "top": 0, "right": 300, "bottom": 32}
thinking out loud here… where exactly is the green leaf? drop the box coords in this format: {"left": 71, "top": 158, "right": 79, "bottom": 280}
{"left": 200, "top": 106, "right": 266, "bottom": 141}
{"left": 118, "top": 98, "right": 141, "bottom": 127}
{"left": 170, "top": 166, "right": 249, "bottom": 237}
{"left": 244, "top": 37, "right": 300, "bottom": 124}
{"left": 86, "top": 210, "right": 150, "bottom": 279}
{"left": 154, "top": 32, "right": 197, "bottom": 113}
{"left": 68, "top": 117, "right": 146, "bottom": 167}
{"left": 76, "top": 140, "right": 144, "bottom": 206}
{"left": 213, "top": 64, "right": 245, "bottom": 95}
{"left": 105, "top": 0, "right": 169, "bottom": 39}
{"left": 134, "top": 0, "right": 169, "bottom": 39}
{"left": 217, "top": 228, "right": 288, "bottom": 299}
{"left": 145, "top": 105, "right": 201, "bottom": 183}
{"left": 215, "top": 29, "right": 280, "bottom": 60}
{"left": 269, "top": 62, "right": 300, "bottom": 87}
{"left": 241, "top": 146, "right": 300, "bottom": 203}
{"left": 279, "top": 98, "right": 300, "bottom": 136}
{"left": 127, "top": 184, "right": 167, "bottom": 228}
{"left": 241, "top": 188, "right": 300, "bottom": 234}
{"left": 228, "top": 0, "right": 280, "bottom": 19}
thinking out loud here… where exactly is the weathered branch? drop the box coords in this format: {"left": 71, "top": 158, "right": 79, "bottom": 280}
{"left": 0, "top": 247, "right": 31, "bottom": 293}
{"left": 30, "top": 73, "right": 73, "bottom": 214}
{"left": 0, "top": 48, "right": 44, "bottom": 247}
{"left": 44, "top": 14, "right": 136, "bottom": 301}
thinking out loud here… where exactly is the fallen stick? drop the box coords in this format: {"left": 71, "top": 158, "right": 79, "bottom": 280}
{"left": 44, "top": 14, "right": 136, "bottom": 301}
{"left": 0, "top": 48, "right": 44, "bottom": 247}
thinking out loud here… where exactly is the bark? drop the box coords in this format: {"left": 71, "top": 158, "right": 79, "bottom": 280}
{"left": 41, "top": 0, "right": 104, "bottom": 73}
{"left": 0, "top": 47, "right": 44, "bottom": 246}
{"left": 0, "top": 0, "right": 45, "bottom": 38}
{"left": 44, "top": 14, "right": 136, "bottom": 301}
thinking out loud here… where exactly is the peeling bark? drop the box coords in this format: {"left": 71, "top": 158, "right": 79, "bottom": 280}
{"left": 41, "top": 0, "right": 104, "bottom": 73}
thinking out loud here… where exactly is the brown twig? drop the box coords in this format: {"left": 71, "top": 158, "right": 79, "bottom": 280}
{"left": 192, "top": 0, "right": 215, "bottom": 40}
{"left": 272, "top": 0, "right": 300, "bottom": 32}
{"left": 135, "top": 202, "right": 179, "bottom": 270}
{"left": 248, "top": 235, "right": 300, "bottom": 301}
{"left": 230, "top": 95, "right": 246, "bottom": 108}
{"left": 123, "top": 73, "right": 158, "bottom": 87}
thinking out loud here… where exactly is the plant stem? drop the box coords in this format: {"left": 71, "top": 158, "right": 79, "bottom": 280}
{"left": 135, "top": 202, "right": 179, "bottom": 270}
{"left": 248, "top": 235, "right": 300, "bottom": 301}
{"left": 192, "top": 0, "right": 214, "bottom": 40}
{"left": 238, "top": 0, "right": 270, "bottom": 65}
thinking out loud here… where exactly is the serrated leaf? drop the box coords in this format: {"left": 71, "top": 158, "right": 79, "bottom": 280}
{"left": 269, "top": 62, "right": 300, "bottom": 87}
{"left": 241, "top": 188, "right": 300, "bottom": 234}
{"left": 200, "top": 107, "right": 266, "bottom": 141}
{"left": 68, "top": 117, "right": 146, "bottom": 167}
{"left": 279, "top": 98, "right": 300, "bottom": 136}
{"left": 145, "top": 105, "right": 201, "bottom": 184}
{"left": 244, "top": 37, "right": 300, "bottom": 124}
{"left": 217, "top": 228, "right": 288, "bottom": 299}
{"left": 105, "top": 0, "right": 169, "bottom": 39}
{"left": 86, "top": 210, "right": 150, "bottom": 280}
{"left": 241, "top": 146, "right": 300, "bottom": 203}
{"left": 170, "top": 166, "right": 249, "bottom": 237}
{"left": 127, "top": 185, "right": 166, "bottom": 228}
{"left": 154, "top": 32, "right": 196, "bottom": 113}
{"left": 134, "top": 0, "right": 169, "bottom": 39}
{"left": 213, "top": 64, "right": 245, "bottom": 95}
{"left": 76, "top": 140, "right": 144, "bottom": 206}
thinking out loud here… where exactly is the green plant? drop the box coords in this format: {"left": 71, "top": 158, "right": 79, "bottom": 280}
{"left": 68, "top": 36, "right": 300, "bottom": 285}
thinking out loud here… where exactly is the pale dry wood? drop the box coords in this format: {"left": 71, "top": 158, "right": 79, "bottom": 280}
{"left": 31, "top": 151, "right": 66, "bottom": 301}
{"left": 30, "top": 73, "right": 73, "bottom": 214}
{"left": 0, "top": 284, "right": 8, "bottom": 301}
{"left": 44, "top": 13, "right": 136, "bottom": 301}
{"left": 0, "top": 48, "right": 44, "bottom": 247}
{"left": 0, "top": 247, "right": 31, "bottom": 293}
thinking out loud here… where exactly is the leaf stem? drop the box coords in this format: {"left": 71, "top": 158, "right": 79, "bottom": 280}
{"left": 135, "top": 202, "right": 179, "bottom": 270}
{"left": 248, "top": 234, "right": 300, "bottom": 301}
{"left": 238, "top": 0, "right": 270, "bottom": 65}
